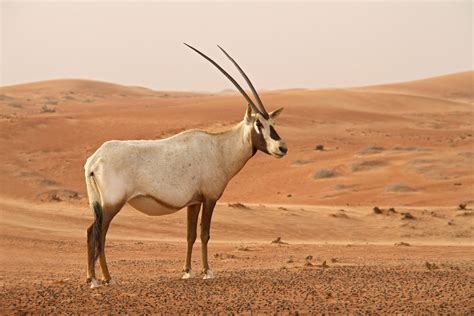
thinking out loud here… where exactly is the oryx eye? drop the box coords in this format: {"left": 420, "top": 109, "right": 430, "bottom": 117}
{"left": 256, "top": 120, "right": 263, "bottom": 129}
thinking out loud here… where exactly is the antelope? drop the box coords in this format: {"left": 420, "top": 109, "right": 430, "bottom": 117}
{"left": 84, "top": 43, "right": 288, "bottom": 288}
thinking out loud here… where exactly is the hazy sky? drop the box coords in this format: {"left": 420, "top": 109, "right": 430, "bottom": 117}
{"left": 1, "top": 1, "right": 472, "bottom": 91}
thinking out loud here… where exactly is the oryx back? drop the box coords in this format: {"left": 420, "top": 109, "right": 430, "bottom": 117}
{"left": 84, "top": 130, "right": 229, "bottom": 216}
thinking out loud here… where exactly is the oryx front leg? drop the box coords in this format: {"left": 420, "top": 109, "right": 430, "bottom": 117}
{"left": 182, "top": 204, "right": 201, "bottom": 279}
{"left": 201, "top": 199, "right": 216, "bottom": 279}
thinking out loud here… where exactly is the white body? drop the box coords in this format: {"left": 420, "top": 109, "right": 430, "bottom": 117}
{"left": 84, "top": 122, "right": 253, "bottom": 215}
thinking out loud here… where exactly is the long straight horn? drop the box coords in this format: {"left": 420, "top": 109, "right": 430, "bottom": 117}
{"left": 217, "top": 45, "right": 269, "bottom": 119}
{"left": 184, "top": 43, "right": 261, "bottom": 115}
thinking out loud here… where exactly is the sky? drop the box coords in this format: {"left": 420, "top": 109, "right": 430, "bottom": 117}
{"left": 1, "top": 1, "right": 472, "bottom": 91}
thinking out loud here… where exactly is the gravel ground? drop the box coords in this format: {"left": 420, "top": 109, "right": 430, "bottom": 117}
{"left": 1, "top": 241, "right": 472, "bottom": 314}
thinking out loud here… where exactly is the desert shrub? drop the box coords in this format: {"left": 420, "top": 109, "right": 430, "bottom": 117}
{"left": 373, "top": 206, "right": 383, "bottom": 214}
{"left": 351, "top": 160, "right": 386, "bottom": 172}
{"left": 385, "top": 183, "right": 417, "bottom": 192}
{"left": 314, "top": 168, "right": 337, "bottom": 179}
{"left": 41, "top": 104, "right": 56, "bottom": 113}
{"left": 401, "top": 212, "right": 415, "bottom": 220}
{"left": 291, "top": 159, "right": 312, "bottom": 165}
{"left": 228, "top": 202, "right": 250, "bottom": 209}
{"left": 394, "top": 242, "right": 410, "bottom": 247}
{"left": 359, "top": 144, "right": 384, "bottom": 155}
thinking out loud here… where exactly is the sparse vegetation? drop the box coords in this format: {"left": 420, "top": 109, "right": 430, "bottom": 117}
{"left": 373, "top": 206, "right": 383, "bottom": 214}
{"left": 314, "top": 168, "right": 338, "bottom": 179}
{"left": 425, "top": 262, "right": 439, "bottom": 271}
{"left": 228, "top": 202, "right": 250, "bottom": 209}
{"left": 393, "top": 146, "right": 427, "bottom": 152}
{"left": 271, "top": 237, "right": 289, "bottom": 245}
{"left": 359, "top": 144, "right": 384, "bottom": 155}
{"left": 401, "top": 212, "right": 415, "bottom": 220}
{"left": 330, "top": 212, "right": 349, "bottom": 219}
{"left": 351, "top": 160, "right": 386, "bottom": 172}
{"left": 291, "top": 159, "right": 312, "bottom": 165}
{"left": 334, "top": 183, "right": 351, "bottom": 190}
{"left": 385, "top": 183, "right": 417, "bottom": 192}
{"left": 319, "top": 260, "right": 329, "bottom": 268}
{"left": 236, "top": 244, "right": 250, "bottom": 251}
{"left": 458, "top": 203, "right": 467, "bottom": 210}
{"left": 373, "top": 206, "right": 397, "bottom": 215}
{"left": 37, "top": 189, "right": 80, "bottom": 202}
{"left": 214, "top": 253, "right": 235, "bottom": 260}
{"left": 394, "top": 242, "right": 410, "bottom": 247}
{"left": 41, "top": 104, "right": 56, "bottom": 113}
{"left": 315, "top": 144, "right": 324, "bottom": 151}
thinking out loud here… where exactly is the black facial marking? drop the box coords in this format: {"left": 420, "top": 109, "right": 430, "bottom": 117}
{"left": 269, "top": 125, "right": 281, "bottom": 141}
{"left": 251, "top": 123, "right": 270, "bottom": 155}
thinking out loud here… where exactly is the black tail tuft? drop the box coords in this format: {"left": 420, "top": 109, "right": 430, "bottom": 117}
{"left": 88, "top": 202, "right": 103, "bottom": 269}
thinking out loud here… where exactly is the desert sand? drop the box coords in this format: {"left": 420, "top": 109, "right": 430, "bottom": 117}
{"left": 0, "top": 71, "right": 473, "bottom": 314}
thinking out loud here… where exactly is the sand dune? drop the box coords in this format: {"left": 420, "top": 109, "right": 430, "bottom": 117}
{"left": 1, "top": 71, "right": 472, "bottom": 206}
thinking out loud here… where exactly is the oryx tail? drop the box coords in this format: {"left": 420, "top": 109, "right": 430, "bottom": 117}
{"left": 85, "top": 172, "right": 103, "bottom": 271}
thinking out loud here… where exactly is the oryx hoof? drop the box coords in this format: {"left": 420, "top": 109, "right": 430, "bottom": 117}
{"left": 89, "top": 278, "right": 101, "bottom": 289}
{"left": 182, "top": 270, "right": 195, "bottom": 279}
{"left": 203, "top": 269, "right": 215, "bottom": 280}
{"left": 102, "top": 279, "right": 115, "bottom": 286}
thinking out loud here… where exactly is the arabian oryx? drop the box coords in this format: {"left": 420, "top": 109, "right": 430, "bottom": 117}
{"left": 84, "top": 43, "right": 288, "bottom": 288}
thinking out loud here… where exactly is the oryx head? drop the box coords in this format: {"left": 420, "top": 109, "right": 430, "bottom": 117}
{"left": 185, "top": 43, "right": 288, "bottom": 158}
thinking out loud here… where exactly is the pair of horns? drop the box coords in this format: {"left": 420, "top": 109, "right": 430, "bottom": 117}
{"left": 184, "top": 43, "right": 269, "bottom": 119}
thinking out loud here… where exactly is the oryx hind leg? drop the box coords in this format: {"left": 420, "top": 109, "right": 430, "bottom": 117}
{"left": 86, "top": 223, "right": 98, "bottom": 285}
{"left": 86, "top": 201, "right": 124, "bottom": 288}
{"left": 98, "top": 203, "right": 124, "bottom": 286}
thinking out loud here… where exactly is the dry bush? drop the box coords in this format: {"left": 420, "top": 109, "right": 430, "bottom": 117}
{"left": 291, "top": 159, "right": 312, "bottom": 165}
{"left": 334, "top": 183, "right": 352, "bottom": 190}
{"left": 373, "top": 207, "right": 397, "bottom": 215}
{"left": 41, "top": 104, "right": 56, "bottom": 113}
{"left": 236, "top": 244, "right": 250, "bottom": 251}
{"left": 329, "top": 211, "right": 349, "bottom": 219}
{"left": 351, "top": 160, "right": 386, "bottom": 172}
{"left": 394, "top": 242, "right": 410, "bottom": 247}
{"left": 401, "top": 212, "right": 415, "bottom": 220}
{"left": 385, "top": 183, "right": 417, "bottom": 192}
{"left": 425, "top": 262, "right": 439, "bottom": 271}
{"left": 373, "top": 206, "right": 383, "bottom": 214}
{"left": 393, "top": 146, "right": 427, "bottom": 152}
{"left": 228, "top": 202, "right": 250, "bottom": 210}
{"left": 359, "top": 144, "right": 384, "bottom": 155}
{"left": 314, "top": 168, "right": 337, "bottom": 179}
{"left": 271, "top": 237, "right": 289, "bottom": 245}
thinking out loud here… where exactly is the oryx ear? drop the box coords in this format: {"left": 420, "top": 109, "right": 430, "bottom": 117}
{"left": 269, "top": 107, "right": 284, "bottom": 119}
{"left": 244, "top": 104, "right": 253, "bottom": 123}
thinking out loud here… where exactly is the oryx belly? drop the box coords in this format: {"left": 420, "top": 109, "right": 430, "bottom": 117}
{"left": 128, "top": 195, "right": 181, "bottom": 216}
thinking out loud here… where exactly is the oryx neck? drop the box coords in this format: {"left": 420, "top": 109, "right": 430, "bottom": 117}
{"left": 215, "top": 121, "right": 253, "bottom": 180}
